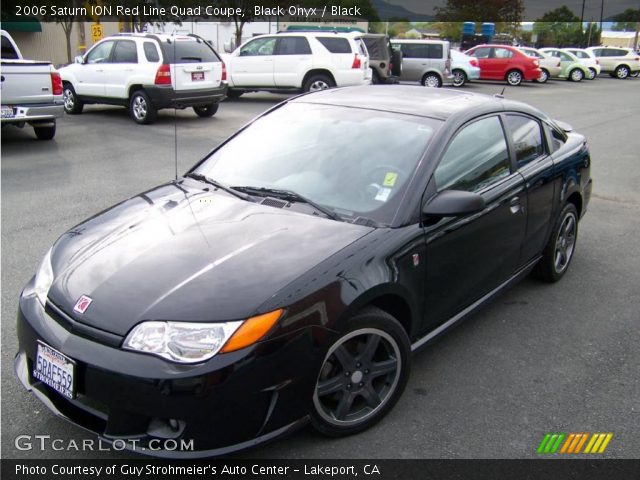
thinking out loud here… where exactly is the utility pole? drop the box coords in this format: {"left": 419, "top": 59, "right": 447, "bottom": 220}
{"left": 599, "top": 0, "right": 604, "bottom": 43}
{"left": 580, "top": 0, "right": 586, "bottom": 47}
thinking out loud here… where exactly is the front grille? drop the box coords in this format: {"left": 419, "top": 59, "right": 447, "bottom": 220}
{"left": 45, "top": 301, "right": 123, "bottom": 347}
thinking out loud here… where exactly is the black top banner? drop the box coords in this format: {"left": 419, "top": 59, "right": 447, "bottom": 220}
{"left": 1, "top": 0, "right": 639, "bottom": 22}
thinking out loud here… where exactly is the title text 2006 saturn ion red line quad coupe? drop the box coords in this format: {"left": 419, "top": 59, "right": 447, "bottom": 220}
{"left": 15, "top": 86, "right": 592, "bottom": 457}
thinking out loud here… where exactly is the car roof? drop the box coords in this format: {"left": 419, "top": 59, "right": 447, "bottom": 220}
{"left": 290, "top": 85, "right": 542, "bottom": 121}
{"left": 390, "top": 39, "right": 448, "bottom": 45}
{"left": 468, "top": 44, "right": 517, "bottom": 49}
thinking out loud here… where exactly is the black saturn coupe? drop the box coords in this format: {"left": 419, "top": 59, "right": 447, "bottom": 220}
{"left": 16, "top": 86, "right": 592, "bottom": 457}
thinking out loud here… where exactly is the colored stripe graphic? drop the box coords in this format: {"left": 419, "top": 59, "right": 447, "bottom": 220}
{"left": 539, "top": 433, "right": 613, "bottom": 454}
{"left": 537, "top": 433, "right": 565, "bottom": 453}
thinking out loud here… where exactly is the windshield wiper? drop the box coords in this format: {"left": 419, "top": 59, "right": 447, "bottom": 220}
{"left": 184, "top": 173, "right": 252, "bottom": 202}
{"left": 233, "top": 186, "right": 343, "bottom": 222}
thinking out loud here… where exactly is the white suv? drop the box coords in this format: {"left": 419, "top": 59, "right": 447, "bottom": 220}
{"left": 59, "top": 33, "right": 227, "bottom": 124}
{"left": 223, "top": 32, "right": 371, "bottom": 97}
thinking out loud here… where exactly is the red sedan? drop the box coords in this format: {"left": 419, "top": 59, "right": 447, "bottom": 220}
{"left": 465, "top": 45, "right": 542, "bottom": 86}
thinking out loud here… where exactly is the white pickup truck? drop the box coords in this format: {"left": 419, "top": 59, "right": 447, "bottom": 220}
{"left": 1, "top": 30, "right": 64, "bottom": 140}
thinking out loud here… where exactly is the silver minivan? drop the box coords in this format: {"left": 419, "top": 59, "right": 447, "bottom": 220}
{"left": 390, "top": 39, "right": 453, "bottom": 87}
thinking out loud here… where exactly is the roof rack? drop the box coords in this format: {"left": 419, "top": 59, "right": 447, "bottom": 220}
{"left": 277, "top": 30, "right": 339, "bottom": 34}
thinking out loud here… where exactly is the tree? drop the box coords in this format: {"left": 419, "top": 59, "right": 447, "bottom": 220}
{"left": 533, "top": 6, "right": 582, "bottom": 47}
{"left": 54, "top": 0, "right": 86, "bottom": 63}
{"left": 611, "top": 8, "right": 640, "bottom": 31}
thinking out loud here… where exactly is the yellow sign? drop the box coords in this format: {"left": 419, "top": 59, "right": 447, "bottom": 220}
{"left": 91, "top": 23, "right": 103, "bottom": 43}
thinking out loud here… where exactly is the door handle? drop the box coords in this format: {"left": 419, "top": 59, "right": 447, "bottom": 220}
{"left": 509, "top": 196, "right": 523, "bottom": 214}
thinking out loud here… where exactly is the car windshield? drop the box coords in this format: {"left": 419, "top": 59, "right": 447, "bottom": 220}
{"left": 193, "top": 102, "right": 440, "bottom": 225}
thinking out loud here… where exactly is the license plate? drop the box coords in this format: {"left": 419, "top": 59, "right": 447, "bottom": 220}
{"left": 33, "top": 341, "right": 76, "bottom": 399}
{"left": 191, "top": 72, "right": 205, "bottom": 81}
{"left": 1, "top": 106, "right": 15, "bottom": 119}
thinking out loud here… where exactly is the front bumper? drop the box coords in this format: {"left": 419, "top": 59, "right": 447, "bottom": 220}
{"left": 15, "top": 293, "right": 328, "bottom": 457}
{"left": 144, "top": 84, "right": 228, "bottom": 110}
{"left": 1, "top": 103, "right": 63, "bottom": 124}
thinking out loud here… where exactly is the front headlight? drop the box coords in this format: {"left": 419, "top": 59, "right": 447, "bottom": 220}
{"left": 34, "top": 248, "right": 54, "bottom": 306}
{"left": 123, "top": 309, "right": 283, "bottom": 363}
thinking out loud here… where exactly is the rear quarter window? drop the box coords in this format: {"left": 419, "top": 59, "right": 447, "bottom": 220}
{"left": 1, "top": 35, "right": 19, "bottom": 59}
{"left": 160, "top": 38, "right": 220, "bottom": 64}
{"left": 143, "top": 42, "right": 160, "bottom": 62}
{"left": 317, "top": 37, "right": 352, "bottom": 54}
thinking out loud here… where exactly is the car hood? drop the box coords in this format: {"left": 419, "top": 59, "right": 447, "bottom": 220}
{"left": 48, "top": 181, "right": 372, "bottom": 337}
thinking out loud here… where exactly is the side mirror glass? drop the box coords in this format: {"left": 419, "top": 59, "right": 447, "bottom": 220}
{"left": 74, "top": 55, "right": 84, "bottom": 64}
{"left": 423, "top": 190, "right": 485, "bottom": 217}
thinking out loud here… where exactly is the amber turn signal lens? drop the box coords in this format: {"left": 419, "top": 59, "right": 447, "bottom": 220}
{"left": 220, "top": 309, "right": 284, "bottom": 353}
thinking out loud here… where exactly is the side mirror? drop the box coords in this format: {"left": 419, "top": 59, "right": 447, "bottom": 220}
{"left": 423, "top": 190, "right": 485, "bottom": 217}
{"left": 74, "top": 55, "right": 84, "bottom": 64}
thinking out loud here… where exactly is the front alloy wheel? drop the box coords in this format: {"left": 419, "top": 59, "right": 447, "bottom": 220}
{"left": 587, "top": 68, "right": 597, "bottom": 80}
{"left": 452, "top": 69, "right": 467, "bottom": 87}
{"left": 537, "top": 69, "right": 549, "bottom": 83}
{"left": 311, "top": 307, "right": 410, "bottom": 436}
{"left": 62, "top": 85, "right": 83, "bottom": 114}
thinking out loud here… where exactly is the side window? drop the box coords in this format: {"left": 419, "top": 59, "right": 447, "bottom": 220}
{"left": 143, "top": 42, "right": 160, "bottom": 62}
{"left": 112, "top": 40, "right": 138, "bottom": 63}
{"left": 86, "top": 41, "right": 115, "bottom": 64}
{"left": 434, "top": 116, "right": 511, "bottom": 193}
{"left": 471, "top": 47, "right": 491, "bottom": 58}
{"left": 1, "top": 36, "right": 19, "bottom": 59}
{"left": 316, "top": 37, "right": 352, "bottom": 54}
{"left": 276, "top": 37, "right": 311, "bottom": 55}
{"left": 239, "top": 37, "right": 276, "bottom": 56}
{"left": 558, "top": 52, "right": 572, "bottom": 62}
{"left": 494, "top": 48, "right": 513, "bottom": 59}
{"left": 427, "top": 44, "right": 443, "bottom": 59}
{"left": 613, "top": 48, "right": 628, "bottom": 56}
{"left": 504, "top": 115, "right": 545, "bottom": 167}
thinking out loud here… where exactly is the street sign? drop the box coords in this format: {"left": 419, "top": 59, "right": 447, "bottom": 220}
{"left": 91, "top": 23, "right": 103, "bottom": 43}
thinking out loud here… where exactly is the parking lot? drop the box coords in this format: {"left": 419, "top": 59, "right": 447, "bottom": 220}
{"left": 1, "top": 77, "right": 639, "bottom": 459}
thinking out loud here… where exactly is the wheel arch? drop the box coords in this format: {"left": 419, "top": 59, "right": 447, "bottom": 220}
{"left": 422, "top": 70, "right": 443, "bottom": 83}
{"left": 301, "top": 69, "right": 336, "bottom": 89}
{"left": 340, "top": 286, "right": 416, "bottom": 340}
{"left": 128, "top": 84, "right": 145, "bottom": 99}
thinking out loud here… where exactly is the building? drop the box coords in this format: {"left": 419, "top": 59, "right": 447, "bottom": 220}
{"left": 599, "top": 30, "right": 638, "bottom": 49}
{"left": 2, "top": 20, "right": 120, "bottom": 67}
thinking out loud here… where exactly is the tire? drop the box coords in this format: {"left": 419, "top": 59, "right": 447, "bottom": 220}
{"left": 129, "top": 90, "right": 157, "bottom": 125}
{"left": 615, "top": 65, "right": 630, "bottom": 79}
{"left": 452, "top": 69, "right": 467, "bottom": 87}
{"left": 33, "top": 123, "right": 56, "bottom": 141}
{"left": 310, "top": 306, "right": 410, "bottom": 437}
{"left": 303, "top": 74, "right": 335, "bottom": 92}
{"left": 193, "top": 103, "right": 219, "bottom": 118}
{"left": 569, "top": 68, "right": 584, "bottom": 82}
{"left": 587, "top": 68, "right": 597, "bottom": 80}
{"left": 506, "top": 69, "right": 523, "bottom": 86}
{"left": 421, "top": 72, "right": 442, "bottom": 88}
{"left": 371, "top": 68, "right": 381, "bottom": 85}
{"left": 536, "top": 69, "right": 549, "bottom": 83}
{"left": 226, "top": 89, "right": 243, "bottom": 99}
{"left": 62, "top": 84, "right": 83, "bottom": 114}
{"left": 532, "top": 203, "right": 579, "bottom": 283}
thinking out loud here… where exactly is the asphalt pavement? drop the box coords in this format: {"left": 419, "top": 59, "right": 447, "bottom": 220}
{"left": 1, "top": 76, "right": 639, "bottom": 459}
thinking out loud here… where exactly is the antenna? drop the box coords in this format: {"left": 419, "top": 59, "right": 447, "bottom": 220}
{"left": 172, "top": 27, "right": 178, "bottom": 181}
